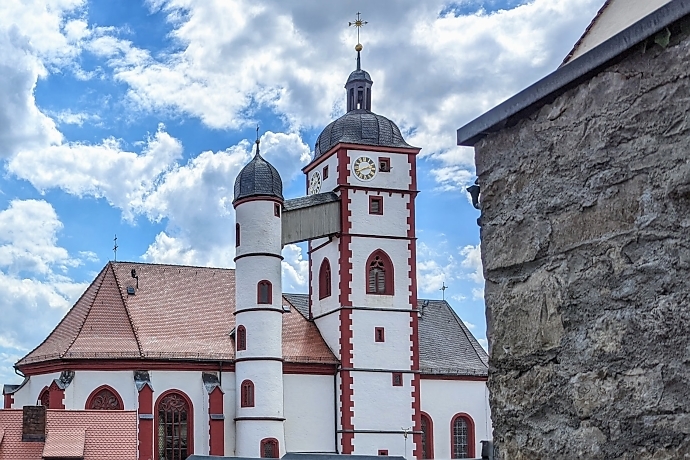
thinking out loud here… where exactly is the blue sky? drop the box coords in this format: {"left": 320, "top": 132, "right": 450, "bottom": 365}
{"left": 0, "top": 0, "right": 604, "bottom": 384}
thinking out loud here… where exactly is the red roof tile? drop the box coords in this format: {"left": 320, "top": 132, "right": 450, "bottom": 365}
{"left": 0, "top": 410, "right": 137, "bottom": 460}
{"left": 17, "top": 262, "right": 337, "bottom": 368}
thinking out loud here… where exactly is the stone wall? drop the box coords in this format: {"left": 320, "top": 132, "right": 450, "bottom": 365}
{"left": 475, "top": 21, "right": 690, "bottom": 460}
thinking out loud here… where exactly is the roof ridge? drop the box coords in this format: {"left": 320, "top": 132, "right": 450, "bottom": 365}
{"left": 111, "top": 261, "right": 235, "bottom": 271}
{"left": 443, "top": 300, "right": 489, "bottom": 367}
{"left": 62, "top": 263, "right": 113, "bottom": 358}
{"left": 109, "top": 262, "right": 144, "bottom": 358}
{"left": 16, "top": 264, "right": 109, "bottom": 367}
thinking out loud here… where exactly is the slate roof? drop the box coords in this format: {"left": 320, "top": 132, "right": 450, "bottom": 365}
{"left": 284, "top": 294, "right": 488, "bottom": 377}
{"left": 0, "top": 410, "right": 137, "bottom": 460}
{"left": 313, "top": 109, "right": 414, "bottom": 159}
{"left": 17, "top": 262, "right": 337, "bottom": 369}
{"left": 346, "top": 68, "right": 372, "bottom": 84}
{"left": 233, "top": 145, "right": 283, "bottom": 203}
{"left": 283, "top": 192, "right": 339, "bottom": 212}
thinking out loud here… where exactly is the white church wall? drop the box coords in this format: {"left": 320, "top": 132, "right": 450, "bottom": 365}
{"left": 236, "top": 256, "right": 282, "bottom": 311}
{"left": 150, "top": 371, "right": 209, "bottom": 456}
{"left": 236, "top": 419, "right": 286, "bottom": 458}
{"left": 346, "top": 149, "right": 412, "bottom": 189}
{"left": 10, "top": 372, "right": 60, "bottom": 407}
{"left": 220, "top": 371, "right": 237, "bottom": 456}
{"left": 235, "top": 310, "right": 282, "bottom": 358}
{"left": 310, "top": 240, "right": 340, "bottom": 318}
{"left": 235, "top": 360, "right": 284, "bottom": 418}
{"left": 351, "top": 309, "right": 412, "bottom": 370}
{"left": 306, "top": 152, "right": 338, "bottom": 193}
{"left": 421, "top": 378, "right": 492, "bottom": 459}
{"left": 283, "top": 374, "right": 335, "bottom": 453}
{"left": 355, "top": 432, "right": 411, "bottom": 459}
{"left": 348, "top": 191, "right": 410, "bottom": 238}
{"left": 314, "top": 312, "right": 341, "bottom": 359}
{"left": 350, "top": 237, "right": 411, "bottom": 309}
{"left": 67, "top": 371, "right": 136, "bottom": 410}
{"left": 235, "top": 200, "right": 282, "bottom": 257}
{"left": 350, "top": 371, "right": 414, "bottom": 430}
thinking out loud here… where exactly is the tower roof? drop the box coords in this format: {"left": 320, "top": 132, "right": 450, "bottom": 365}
{"left": 233, "top": 140, "right": 283, "bottom": 203}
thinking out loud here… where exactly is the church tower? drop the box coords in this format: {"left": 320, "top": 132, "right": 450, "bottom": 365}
{"left": 233, "top": 138, "right": 286, "bottom": 459}
{"left": 304, "top": 41, "right": 422, "bottom": 458}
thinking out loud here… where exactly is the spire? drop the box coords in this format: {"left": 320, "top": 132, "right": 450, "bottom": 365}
{"left": 346, "top": 13, "right": 373, "bottom": 112}
{"left": 255, "top": 125, "right": 261, "bottom": 156}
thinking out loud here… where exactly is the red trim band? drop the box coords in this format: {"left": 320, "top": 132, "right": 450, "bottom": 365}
{"left": 233, "top": 196, "right": 283, "bottom": 208}
{"left": 234, "top": 252, "right": 284, "bottom": 262}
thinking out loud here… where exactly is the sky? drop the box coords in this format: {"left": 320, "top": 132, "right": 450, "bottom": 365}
{"left": 0, "top": 0, "right": 604, "bottom": 385}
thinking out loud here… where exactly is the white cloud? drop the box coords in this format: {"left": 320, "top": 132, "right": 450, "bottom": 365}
{"left": 464, "top": 320, "right": 476, "bottom": 330}
{"left": 478, "top": 337, "right": 488, "bottom": 351}
{"left": 281, "top": 244, "right": 308, "bottom": 293}
{"left": 417, "top": 241, "right": 457, "bottom": 294}
{"left": 460, "top": 244, "right": 483, "bottom": 284}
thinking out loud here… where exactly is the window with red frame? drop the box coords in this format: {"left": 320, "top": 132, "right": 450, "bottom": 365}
{"left": 367, "top": 250, "right": 394, "bottom": 295}
{"left": 87, "top": 386, "right": 123, "bottom": 410}
{"left": 240, "top": 380, "right": 254, "bottom": 407}
{"left": 235, "top": 223, "right": 240, "bottom": 247}
{"left": 319, "top": 258, "right": 331, "bottom": 299}
{"left": 421, "top": 412, "right": 434, "bottom": 459}
{"left": 261, "top": 438, "right": 279, "bottom": 458}
{"left": 392, "top": 372, "right": 403, "bottom": 386}
{"left": 323, "top": 165, "right": 329, "bottom": 179}
{"left": 257, "top": 280, "right": 272, "bottom": 304}
{"left": 237, "top": 325, "right": 246, "bottom": 351}
{"left": 451, "top": 414, "right": 475, "bottom": 458}
{"left": 379, "top": 157, "right": 391, "bottom": 172}
{"left": 274, "top": 203, "right": 281, "bottom": 217}
{"left": 38, "top": 388, "right": 50, "bottom": 407}
{"left": 369, "top": 196, "right": 383, "bottom": 215}
{"left": 378, "top": 450, "right": 389, "bottom": 456}
{"left": 375, "top": 327, "right": 385, "bottom": 343}
{"left": 157, "top": 392, "right": 191, "bottom": 460}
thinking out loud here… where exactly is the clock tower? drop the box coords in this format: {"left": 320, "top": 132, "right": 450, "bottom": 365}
{"left": 302, "top": 44, "right": 422, "bottom": 458}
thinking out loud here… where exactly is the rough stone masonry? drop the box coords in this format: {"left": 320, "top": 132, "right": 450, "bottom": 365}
{"left": 475, "top": 20, "right": 690, "bottom": 460}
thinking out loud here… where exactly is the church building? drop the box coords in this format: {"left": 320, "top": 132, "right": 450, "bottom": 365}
{"left": 3, "top": 44, "right": 490, "bottom": 460}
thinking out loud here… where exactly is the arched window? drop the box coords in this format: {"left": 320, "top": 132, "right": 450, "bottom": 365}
{"left": 451, "top": 413, "right": 475, "bottom": 459}
{"left": 421, "top": 412, "right": 434, "bottom": 459}
{"left": 38, "top": 387, "right": 50, "bottom": 407}
{"left": 236, "top": 223, "right": 240, "bottom": 247}
{"left": 156, "top": 391, "right": 193, "bottom": 460}
{"left": 261, "top": 438, "right": 279, "bottom": 458}
{"left": 237, "top": 325, "right": 246, "bottom": 351}
{"left": 86, "top": 385, "right": 123, "bottom": 410}
{"left": 257, "top": 280, "right": 272, "bottom": 304}
{"left": 366, "top": 250, "right": 394, "bottom": 295}
{"left": 319, "top": 258, "right": 331, "bottom": 300}
{"left": 241, "top": 380, "right": 254, "bottom": 408}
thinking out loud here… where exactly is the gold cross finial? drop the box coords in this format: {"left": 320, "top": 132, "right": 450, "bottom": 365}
{"left": 349, "top": 12, "right": 368, "bottom": 51}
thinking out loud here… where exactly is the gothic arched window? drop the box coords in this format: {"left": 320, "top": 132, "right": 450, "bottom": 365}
{"left": 319, "top": 258, "right": 331, "bottom": 300}
{"left": 257, "top": 280, "right": 272, "bottom": 304}
{"left": 451, "top": 413, "right": 475, "bottom": 459}
{"left": 421, "top": 412, "right": 434, "bottom": 459}
{"left": 38, "top": 387, "right": 50, "bottom": 407}
{"left": 241, "top": 380, "right": 255, "bottom": 408}
{"left": 261, "top": 438, "right": 279, "bottom": 458}
{"left": 237, "top": 325, "right": 246, "bottom": 351}
{"left": 366, "top": 250, "right": 394, "bottom": 295}
{"left": 156, "top": 391, "right": 193, "bottom": 460}
{"left": 86, "top": 385, "right": 123, "bottom": 410}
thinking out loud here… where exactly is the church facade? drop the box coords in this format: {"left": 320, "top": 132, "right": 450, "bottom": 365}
{"left": 3, "top": 50, "right": 490, "bottom": 460}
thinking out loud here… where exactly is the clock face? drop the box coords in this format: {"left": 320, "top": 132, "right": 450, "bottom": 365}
{"left": 308, "top": 171, "right": 322, "bottom": 195}
{"left": 352, "top": 156, "right": 377, "bottom": 181}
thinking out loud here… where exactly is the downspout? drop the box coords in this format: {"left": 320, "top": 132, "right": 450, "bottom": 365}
{"left": 334, "top": 365, "right": 340, "bottom": 454}
{"left": 14, "top": 366, "right": 25, "bottom": 379}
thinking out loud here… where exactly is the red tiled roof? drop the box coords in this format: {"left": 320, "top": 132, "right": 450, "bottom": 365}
{"left": 0, "top": 410, "right": 137, "bottom": 460}
{"left": 17, "top": 262, "right": 337, "bottom": 368}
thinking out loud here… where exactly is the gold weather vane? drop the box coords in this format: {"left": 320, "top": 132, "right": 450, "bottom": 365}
{"left": 349, "top": 12, "right": 368, "bottom": 50}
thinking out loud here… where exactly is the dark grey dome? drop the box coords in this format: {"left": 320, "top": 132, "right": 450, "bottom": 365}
{"left": 314, "top": 109, "right": 412, "bottom": 158}
{"left": 346, "top": 69, "right": 371, "bottom": 84}
{"left": 233, "top": 148, "right": 283, "bottom": 203}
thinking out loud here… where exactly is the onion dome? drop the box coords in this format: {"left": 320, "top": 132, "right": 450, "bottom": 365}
{"left": 233, "top": 139, "right": 283, "bottom": 204}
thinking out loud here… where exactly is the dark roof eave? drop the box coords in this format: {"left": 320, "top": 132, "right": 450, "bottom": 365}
{"left": 456, "top": 0, "right": 690, "bottom": 146}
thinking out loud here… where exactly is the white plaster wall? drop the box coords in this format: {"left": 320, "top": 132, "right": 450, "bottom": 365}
{"left": 346, "top": 149, "right": 412, "bottom": 189}
{"left": 351, "top": 371, "right": 414, "bottom": 431}
{"left": 9, "top": 372, "right": 60, "bottom": 407}
{"left": 569, "top": 0, "right": 672, "bottom": 62}
{"left": 314, "top": 311, "right": 341, "bottom": 360}
{"left": 65, "top": 371, "right": 136, "bottom": 410}
{"left": 350, "top": 237, "right": 412, "bottom": 309}
{"left": 351, "top": 310, "right": 412, "bottom": 370}
{"left": 310, "top": 239, "right": 340, "bottom": 318}
{"left": 150, "top": 371, "right": 208, "bottom": 457}
{"left": 236, "top": 420, "right": 286, "bottom": 458}
{"left": 235, "top": 310, "right": 282, "bottom": 358}
{"left": 236, "top": 256, "right": 282, "bottom": 311}
{"left": 220, "top": 371, "right": 237, "bottom": 456}
{"left": 349, "top": 190, "right": 410, "bottom": 237}
{"left": 235, "top": 200, "right": 282, "bottom": 257}
{"left": 235, "top": 361, "right": 284, "bottom": 418}
{"left": 283, "top": 374, "right": 336, "bottom": 453}
{"left": 421, "top": 379, "right": 492, "bottom": 459}
{"left": 307, "top": 152, "right": 338, "bottom": 194}
{"left": 354, "top": 432, "right": 413, "bottom": 459}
